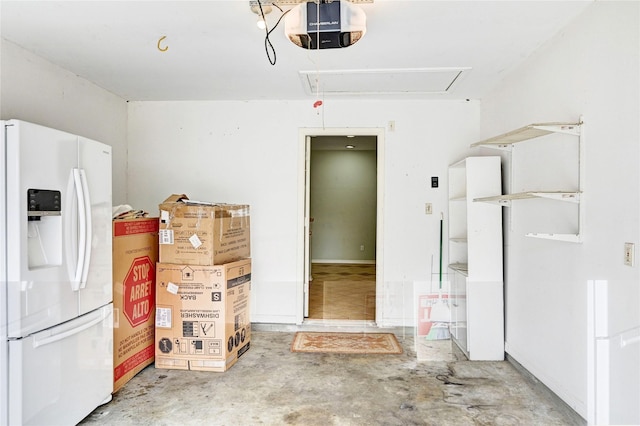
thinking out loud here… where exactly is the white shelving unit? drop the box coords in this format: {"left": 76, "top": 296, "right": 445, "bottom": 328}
{"left": 448, "top": 156, "right": 504, "bottom": 361}
{"left": 471, "top": 119, "right": 584, "bottom": 243}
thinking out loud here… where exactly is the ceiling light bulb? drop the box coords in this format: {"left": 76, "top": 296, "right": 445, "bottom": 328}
{"left": 345, "top": 145, "right": 355, "bottom": 149}
{"left": 251, "top": 3, "right": 271, "bottom": 30}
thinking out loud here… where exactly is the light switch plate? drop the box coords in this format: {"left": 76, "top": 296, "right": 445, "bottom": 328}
{"left": 624, "top": 242, "right": 634, "bottom": 266}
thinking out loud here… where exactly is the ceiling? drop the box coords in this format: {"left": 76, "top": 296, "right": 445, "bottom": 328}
{"left": 0, "top": 0, "right": 592, "bottom": 102}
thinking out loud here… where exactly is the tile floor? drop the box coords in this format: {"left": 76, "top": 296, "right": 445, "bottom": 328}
{"left": 308, "top": 263, "right": 376, "bottom": 321}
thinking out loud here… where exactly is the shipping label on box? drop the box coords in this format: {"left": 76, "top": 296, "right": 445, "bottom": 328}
{"left": 158, "top": 194, "right": 250, "bottom": 266}
{"left": 113, "top": 217, "right": 159, "bottom": 392}
{"left": 154, "top": 259, "right": 251, "bottom": 372}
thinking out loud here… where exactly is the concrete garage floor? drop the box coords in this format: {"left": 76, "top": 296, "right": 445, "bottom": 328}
{"left": 81, "top": 328, "right": 585, "bottom": 425}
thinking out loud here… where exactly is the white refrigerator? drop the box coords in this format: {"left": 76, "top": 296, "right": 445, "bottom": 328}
{"left": 0, "top": 120, "right": 114, "bottom": 425}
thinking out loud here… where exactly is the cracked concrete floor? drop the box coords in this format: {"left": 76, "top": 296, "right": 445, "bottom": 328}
{"left": 80, "top": 330, "right": 584, "bottom": 425}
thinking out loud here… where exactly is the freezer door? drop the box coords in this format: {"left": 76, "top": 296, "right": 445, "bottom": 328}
{"left": 7, "top": 304, "right": 113, "bottom": 426}
{"left": 0, "top": 338, "right": 6, "bottom": 426}
{"left": 1, "top": 121, "right": 7, "bottom": 425}
{"left": 5, "top": 121, "right": 80, "bottom": 337}
{"left": 77, "top": 137, "right": 112, "bottom": 314}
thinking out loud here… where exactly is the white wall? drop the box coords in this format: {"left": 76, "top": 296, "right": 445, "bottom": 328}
{"left": 310, "top": 149, "right": 377, "bottom": 262}
{"left": 127, "top": 100, "right": 480, "bottom": 325}
{"left": 0, "top": 40, "right": 128, "bottom": 204}
{"left": 479, "top": 2, "right": 639, "bottom": 422}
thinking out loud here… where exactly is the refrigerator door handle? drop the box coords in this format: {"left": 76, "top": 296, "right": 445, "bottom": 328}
{"left": 72, "top": 168, "right": 87, "bottom": 290}
{"left": 78, "top": 168, "right": 92, "bottom": 289}
{"left": 32, "top": 307, "right": 111, "bottom": 348}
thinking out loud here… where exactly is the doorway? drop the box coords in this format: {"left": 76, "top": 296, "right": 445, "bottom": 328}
{"left": 297, "top": 128, "right": 385, "bottom": 324}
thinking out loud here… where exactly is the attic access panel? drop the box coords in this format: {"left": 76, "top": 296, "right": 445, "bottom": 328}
{"left": 299, "top": 67, "right": 470, "bottom": 96}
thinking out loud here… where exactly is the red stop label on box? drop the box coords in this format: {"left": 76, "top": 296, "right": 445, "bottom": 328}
{"left": 123, "top": 256, "right": 155, "bottom": 327}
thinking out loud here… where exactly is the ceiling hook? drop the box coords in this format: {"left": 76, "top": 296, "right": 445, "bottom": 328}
{"left": 157, "top": 36, "right": 168, "bottom": 52}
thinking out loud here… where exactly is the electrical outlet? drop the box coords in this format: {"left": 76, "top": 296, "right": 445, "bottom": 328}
{"left": 624, "top": 242, "right": 634, "bottom": 266}
{"left": 425, "top": 203, "right": 433, "bottom": 215}
{"left": 360, "top": 245, "right": 365, "bottom": 251}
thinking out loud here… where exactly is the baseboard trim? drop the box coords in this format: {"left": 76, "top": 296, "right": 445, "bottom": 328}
{"left": 311, "top": 259, "right": 376, "bottom": 265}
{"left": 506, "top": 353, "right": 587, "bottom": 425}
{"left": 251, "top": 322, "right": 412, "bottom": 335}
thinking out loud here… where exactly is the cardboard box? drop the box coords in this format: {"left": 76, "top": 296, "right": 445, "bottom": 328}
{"left": 158, "top": 194, "right": 250, "bottom": 266}
{"left": 154, "top": 259, "right": 251, "bottom": 372}
{"left": 112, "top": 217, "right": 159, "bottom": 392}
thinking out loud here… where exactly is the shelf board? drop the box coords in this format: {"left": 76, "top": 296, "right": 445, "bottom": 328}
{"left": 526, "top": 232, "right": 582, "bottom": 243}
{"left": 474, "top": 191, "right": 581, "bottom": 206}
{"left": 448, "top": 263, "right": 469, "bottom": 274}
{"left": 471, "top": 121, "right": 582, "bottom": 148}
{"left": 449, "top": 238, "right": 468, "bottom": 243}
{"left": 449, "top": 158, "right": 468, "bottom": 168}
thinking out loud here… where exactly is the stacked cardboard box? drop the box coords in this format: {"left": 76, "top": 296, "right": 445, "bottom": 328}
{"left": 112, "top": 217, "right": 159, "bottom": 391}
{"left": 155, "top": 194, "right": 251, "bottom": 372}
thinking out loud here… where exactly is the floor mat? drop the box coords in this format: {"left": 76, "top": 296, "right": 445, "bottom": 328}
{"left": 290, "top": 332, "right": 403, "bottom": 354}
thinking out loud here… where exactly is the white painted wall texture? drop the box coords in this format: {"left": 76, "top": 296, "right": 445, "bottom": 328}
{"left": 127, "top": 100, "right": 480, "bottom": 325}
{"left": 0, "top": 40, "right": 128, "bottom": 204}
{"left": 479, "top": 3, "right": 639, "bottom": 422}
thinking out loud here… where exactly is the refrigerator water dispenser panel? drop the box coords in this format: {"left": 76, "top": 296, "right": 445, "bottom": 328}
{"left": 27, "top": 189, "right": 62, "bottom": 269}
{"left": 28, "top": 189, "right": 61, "bottom": 220}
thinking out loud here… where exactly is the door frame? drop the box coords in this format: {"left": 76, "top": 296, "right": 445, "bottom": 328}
{"left": 296, "top": 127, "right": 385, "bottom": 324}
